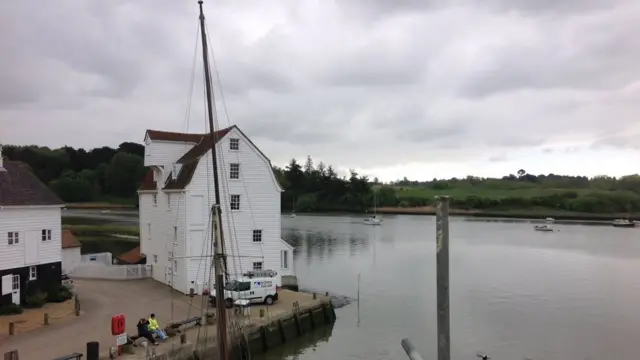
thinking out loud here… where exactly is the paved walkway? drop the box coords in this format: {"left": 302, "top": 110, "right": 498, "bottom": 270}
{"left": 0, "top": 279, "right": 207, "bottom": 359}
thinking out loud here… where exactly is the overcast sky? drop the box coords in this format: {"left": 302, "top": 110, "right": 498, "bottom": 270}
{"left": 2, "top": 0, "right": 640, "bottom": 181}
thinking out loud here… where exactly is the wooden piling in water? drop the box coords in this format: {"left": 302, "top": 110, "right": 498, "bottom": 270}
{"left": 435, "top": 196, "right": 451, "bottom": 360}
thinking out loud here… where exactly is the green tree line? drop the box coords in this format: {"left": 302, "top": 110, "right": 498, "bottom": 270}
{"left": 390, "top": 170, "right": 640, "bottom": 214}
{"left": 2, "top": 143, "right": 146, "bottom": 203}
{"left": 4, "top": 143, "right": 640, "bottom": 214}
{"left": 1, "top": 145, "right": 379, "bottom": 212}
{"left": 274, "top": 156, "right": 376, "bottom": 212}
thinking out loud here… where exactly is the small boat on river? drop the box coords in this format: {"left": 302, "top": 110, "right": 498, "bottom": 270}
{"left": 534, "top": 225, "right": 555, "bottom": 232}
{"left": 612, "top": 219, "right": 636, "bottom": 228}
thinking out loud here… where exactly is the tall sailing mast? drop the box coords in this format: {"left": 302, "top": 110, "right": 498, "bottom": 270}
{"left": 198, "top": 1, "right": 229, "bottom": 360}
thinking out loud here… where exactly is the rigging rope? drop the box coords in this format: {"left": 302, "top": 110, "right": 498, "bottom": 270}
{"left": 170, "top": 21, "right": 200, "bottom": 355}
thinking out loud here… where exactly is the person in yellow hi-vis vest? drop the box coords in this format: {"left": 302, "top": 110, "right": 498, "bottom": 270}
{"left": 148, "top": 313, "right": 169, "bottom": 340}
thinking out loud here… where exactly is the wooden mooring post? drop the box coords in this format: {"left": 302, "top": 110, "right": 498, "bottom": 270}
{"left": 401, "top": 196, "right": 451, "bottom": 360}
{"left": 3, "top": 350, "right": 19, "bottom": 360}
{"left": 435, "top": 196, "right": 451, "bottom": 360}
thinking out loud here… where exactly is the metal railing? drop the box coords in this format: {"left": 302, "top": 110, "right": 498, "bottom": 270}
{"left": 67, "top": 264, "right": 152, "bottom": 280}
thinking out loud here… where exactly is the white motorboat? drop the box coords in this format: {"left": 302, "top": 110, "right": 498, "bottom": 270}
{"left": 612, "top": 219, "right": 635, "bottom": 228}
{"left": 545, "top": 217, "right": 555, "bottom": 223}
{"left": 534, "top": 225, "right": 554, "bottom": 232}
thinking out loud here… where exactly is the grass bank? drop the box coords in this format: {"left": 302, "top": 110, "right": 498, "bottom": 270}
{"left": 64, "top": 225, "right": 140, "bottom": 256}
{"left": 63, "top": 224, "right": 139, "bottom": 237}
{"left": 65, "top": 202, "right": 136, "bottom": 209}
{"left": 76, "top": 235, "right": 139, "bottom": 255}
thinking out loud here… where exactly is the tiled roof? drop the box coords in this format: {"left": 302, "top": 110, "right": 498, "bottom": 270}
{"left": 163, "top": 162, "right": 198, "bottom": 190}
{"left": 117, "top": 246, "right": 144, "bottom": 264}
{"left": 61, "top": 230, "right": 82, "bottom": 249}
{"left": 145, "top": 130, "right": 205, "bottom": 143}
{"left": 0, "top": 159, "right": 64, "bottom": 206}
{"left": 175, "top": 126, "right": 234, "bottom": 164}
{"left": 139, "top": 169, "right": 157, "bottom": 191}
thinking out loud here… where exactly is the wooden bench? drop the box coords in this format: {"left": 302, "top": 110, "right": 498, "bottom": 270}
{"left": 169, "top": 316, "right": 202, "bottom": 329}
{"left": 52, "top": 353, "right": 83, "bottom": 360}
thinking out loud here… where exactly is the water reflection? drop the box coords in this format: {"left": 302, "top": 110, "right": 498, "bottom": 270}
{"left": 283, "top": 218, "right": 375, "bottom": 265}
{"left": 282, "top": 213, "right": 640, "bottom": 360}
{"left": 253, "top": 322, "right": 335, "bottom": 360}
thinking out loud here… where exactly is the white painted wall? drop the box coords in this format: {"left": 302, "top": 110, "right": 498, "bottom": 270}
{"left": 186, "top": 127, "right": 284, "bottom": 292}
{"left": 139, "top": 191, "right": 188, "bottom": 293}
{"left": 139, "top": 127, "right": 289, "bottom": 295}
{"left": 61, "top": 247, "right": 81, "bottom": 273}
{"left": 279, "top": 239, "right": 295, "bottom": 277}
{"left": 143, "top": 139, "right": 197, "bottom": 168}
{"left": 0, "top": 207, "right": 62, "bottom": 271}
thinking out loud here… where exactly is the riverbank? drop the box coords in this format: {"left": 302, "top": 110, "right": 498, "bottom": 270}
{"left": 65, "top": 202, "right": 135, "bottom": 209}
{"left": 61, "top": 200, "right": 636, "bottom": 223}
{"left": 374, "top": 206, "right": 638, "bottom": 222}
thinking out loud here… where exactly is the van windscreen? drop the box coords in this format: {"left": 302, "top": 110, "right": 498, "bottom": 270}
{"left": 225, "top": 280, "right": 251, "bottom": 291}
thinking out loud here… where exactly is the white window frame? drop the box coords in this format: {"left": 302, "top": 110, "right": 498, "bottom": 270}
{"left": 281, "top": 250, "right": 289, "bottom": 269}
{"left": 252, "top": 261, "right": 263, "bottom": 271}
{"left": 152, "top": 194, "right": 158, "bottom": 206}
{"left": 166, "top": 193, "right": 171, "bottom": 209}
{"left": 41, "top": 229, "right": 52, "bottom": 241}
{"left": 29, "top": 266, "right": 37, "bottom": 280}
{"left": 230, "top": 194, "right": 241, "bottom": 211}
{"left": 229, "top": 163, "right": 240, "bottom": 180}
{"left": 7, "top": 231, "right": 19, "bottom": 245}
{"left": 252, "top": 230, "right": 262, "bottom": 243}
{"left": 12, "top": 275, "right": 19, "bottom": 291}
{"left": 229, "top": 138, "right": 240, "bottom": 151}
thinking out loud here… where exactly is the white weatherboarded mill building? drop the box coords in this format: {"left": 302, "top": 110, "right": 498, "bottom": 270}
{"left": 138, "top": 126, "right": 294, "bottom": 295}
{"left": 0, "top": 153, "right": 65, "bottom": 306}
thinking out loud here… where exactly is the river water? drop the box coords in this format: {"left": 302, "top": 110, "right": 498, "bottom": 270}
{"left": 259, "top": 214, "right": 640, "bottom": 360}
{"left": 64, "top": 211, "right": 640, "bottom": 359}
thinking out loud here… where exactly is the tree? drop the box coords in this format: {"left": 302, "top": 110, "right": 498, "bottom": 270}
{"left": 49, "top": 177, "right": 94, "bottom": 202}
{"left": 304, "top": 155, "right": 314, "bottom": 174}
{"left": 104, "top": 152, "right": 145, "bottom": 197}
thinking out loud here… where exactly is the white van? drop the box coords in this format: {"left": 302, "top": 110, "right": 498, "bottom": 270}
{"left": 209, "top": 276, "right": 279, "bottom": 307}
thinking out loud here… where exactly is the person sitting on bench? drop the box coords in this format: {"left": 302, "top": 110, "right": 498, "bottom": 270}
{"left": 137, "top": 318, "right": 159, "bottom": 346}
{"left": 148, "top": 313, "right": 168, "bottom": 340}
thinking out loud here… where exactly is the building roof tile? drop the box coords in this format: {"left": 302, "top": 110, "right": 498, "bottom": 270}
{"left": 0, "top": 159, "right": 64, "bottom": 206}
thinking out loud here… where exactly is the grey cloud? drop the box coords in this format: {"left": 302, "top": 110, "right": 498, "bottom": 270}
{"left": 2, "top": 0, "right": 640, "bottom": 177}
{"left": 591, "top": 135, "right": 640, "bottom": 150}
{"left": 459, "top": 7, "right": 640, "bottom": 97}
{"left": 340, "top": 0, "right": 631, "bottom": 20}
{"left": 488, "top": 154, "right": 510, "bottom": 162}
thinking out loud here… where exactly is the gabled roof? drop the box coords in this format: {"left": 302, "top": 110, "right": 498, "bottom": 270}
{"left": 0, "top": 159, "right": 64, "bottom": 206}
{"left": 61, "top": 230, "right": 82, "bottom": 249}
{"left": 144, "top": 130, "right": 205, "bottom": 143}
{"left": 176, "top": 126, "right": 234, "bottom": 164}
{"left": 117, "top": 246, "right": 145, "bottom": 264}
{"left": 139, "top": 168, "right": 157, "bottom": 191}
{"left": 163, "top": 162, "right": 198, "bottom": 190}
{"left": 139, "top": 125, "right": 283, "bottom": 192}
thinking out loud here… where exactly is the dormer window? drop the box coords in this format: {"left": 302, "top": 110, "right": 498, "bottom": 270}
{"left": 230, "top": 138, "right": 239, "bottom": 151}
{"left": 172, "top": 164, "right": 180, "bottom": 178}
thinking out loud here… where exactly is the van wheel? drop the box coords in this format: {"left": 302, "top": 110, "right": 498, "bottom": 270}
{"left": 225, "top": 298, "right": 234, "bottom": 308}
{"left": 264, "top": 295, "right": 274, "bottom": 305}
